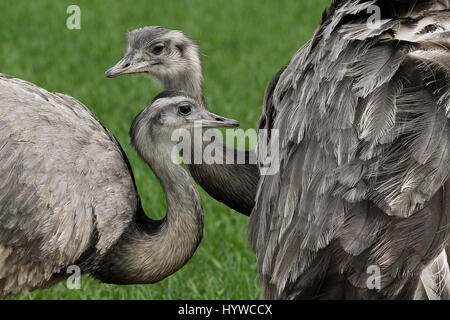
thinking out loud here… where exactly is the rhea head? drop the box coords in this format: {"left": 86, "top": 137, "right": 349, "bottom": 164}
{"left": 106, "top": 27, "right": 203, "bottom": 101}
{"left": 130, "top": 91, "right": 238, "bottom": 164}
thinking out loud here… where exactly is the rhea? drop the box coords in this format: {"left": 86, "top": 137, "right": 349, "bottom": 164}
{"left": 0, "top": 74, "right": 238, "bottom": 298}
{"left": 249, "top": 0, "right": 450, "bottom": 299}
{"left": 106, "top": 26, "right": 259, "bottom": 215}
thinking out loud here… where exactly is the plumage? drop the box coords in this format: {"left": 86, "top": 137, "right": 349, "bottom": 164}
{"left": 357, "top": 76, "right": 402, "bottom": 144}
{"left": 348, "top": 41, "right": 415, "bottom": 98}
{"left": 250, "top": 0, "right": 450, "bottom": 299}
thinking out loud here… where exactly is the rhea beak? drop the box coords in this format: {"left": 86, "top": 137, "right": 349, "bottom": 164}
{"left": 105, "top": 52, "right": 142, "bottom": 78}
{"left": 195, "top": 111, "right": 240, "bottom": 129}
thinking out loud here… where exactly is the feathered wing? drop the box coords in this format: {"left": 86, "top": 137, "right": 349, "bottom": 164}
{"left": 250, "top": 0, "right": 450, "bottom": 299}
{"left": 0, "top": 75, "right": 137, "bottom": 297}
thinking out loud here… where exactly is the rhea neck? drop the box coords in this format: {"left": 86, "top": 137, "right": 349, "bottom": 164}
{"left": 160, "top": 50, "right": 204, "bottom": 104}
{"left": 96, "top": 134, "right": 203, "bottom": 285}
{"left": 162, "top": 72, "right": 203, "bottom": 103}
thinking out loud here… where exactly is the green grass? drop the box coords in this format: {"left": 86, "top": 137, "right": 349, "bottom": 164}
{"left": 0, "top": 0, "right": 329, "bottom": 300}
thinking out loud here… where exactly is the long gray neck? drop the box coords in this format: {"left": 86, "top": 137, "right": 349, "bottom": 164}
{"left": 96, "top": 140, "right": 203, "bottom": 284}
{"left": 161, "top": 47, "right": 205, "bottom": 105}
{"left": 186, "top": 139, "right": 259, "bottom": 216}
{"left": 162, "top": 71, "right": 204, "bottom": 103}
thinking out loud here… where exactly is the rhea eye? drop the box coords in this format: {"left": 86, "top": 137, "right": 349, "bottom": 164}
{"left": 151, "top": 44, "right": 165, "bottom": 55}
{"left": 178, "top": 104, "right": 192, "bottom": 116}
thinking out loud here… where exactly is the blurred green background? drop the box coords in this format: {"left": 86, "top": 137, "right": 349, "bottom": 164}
{"left": 0, "top": 0, "right": 329, "bottom": 299}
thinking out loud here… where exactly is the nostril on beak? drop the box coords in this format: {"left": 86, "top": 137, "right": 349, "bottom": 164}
{"left": 215, "top": 117, "right": 224, "bottom": 122}
{"left": 123, "top": 63, "right": 130, "bottom": 68}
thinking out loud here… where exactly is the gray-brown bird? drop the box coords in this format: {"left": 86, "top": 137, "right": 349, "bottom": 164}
{"left": 0, "top": 74, "right": 238, "bottom": 297}
{"left": 251, "top": 0, "right": 450, "bottom": 299}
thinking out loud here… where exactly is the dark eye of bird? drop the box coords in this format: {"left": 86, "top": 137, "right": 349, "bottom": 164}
{"left": 178, "top": 105, "right": 192, "bottom": 116}
{"left": 151, "top": 44, "right": 165, "bottom": 55}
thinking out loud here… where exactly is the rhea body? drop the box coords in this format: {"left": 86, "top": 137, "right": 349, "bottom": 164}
{"left": 250, "top": 0, "right": 450, "bottom": 299}
{"left": 106, "top": 27, "right": 259, "bottom": 215}
{"left": 0, "top": 74, "right": 238, "bottom": 297}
